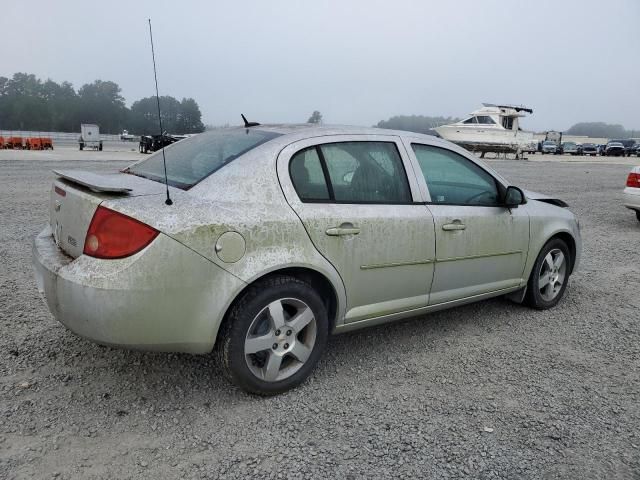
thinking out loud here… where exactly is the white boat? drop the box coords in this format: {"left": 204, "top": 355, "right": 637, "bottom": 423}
{"left": 435, "top": 103, "right": 535, "bottom": 157}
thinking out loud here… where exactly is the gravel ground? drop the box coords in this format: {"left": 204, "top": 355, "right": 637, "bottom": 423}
{"left": 1, "top": 147, "right": 639, "bottom": 479}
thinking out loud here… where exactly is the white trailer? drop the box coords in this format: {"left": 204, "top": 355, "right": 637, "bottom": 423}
{"left": 79, "top": 124, "right": 103, "bottom": 151}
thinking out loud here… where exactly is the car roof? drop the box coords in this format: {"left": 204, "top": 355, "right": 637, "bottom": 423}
{"left": 254, "top": 123, "right": 405, "bottom": 136}
{"left": 245, "top": 123, "right": 450, "bottom": 147}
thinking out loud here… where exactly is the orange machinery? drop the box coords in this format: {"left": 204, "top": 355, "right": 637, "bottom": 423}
{"left": 41, "top": 137, "right": 53, "bottom": 150}
{"left": 6, "top": 137, "right": 24, "bottom": 149}
{"left": 25, "top": 138, "right": 43, "bottom": 150}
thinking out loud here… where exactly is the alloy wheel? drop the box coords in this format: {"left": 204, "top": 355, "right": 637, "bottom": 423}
{"left": 244, "top": 298, "right": 317, "bottom": 382}
{"left": 538, "top": 248, "right": 567, "bottom": 302}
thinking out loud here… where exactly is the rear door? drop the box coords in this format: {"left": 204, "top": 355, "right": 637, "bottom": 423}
{"left": 277, "top": 135, "right": 436, "bottom": 323}
{"left": 405, "top": 142, "right": 530, "bottom": 304}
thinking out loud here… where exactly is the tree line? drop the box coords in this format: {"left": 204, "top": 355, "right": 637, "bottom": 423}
{"left": 0, "top": 72, "right": 205, "bottom": 135}
{"left": 565, "top": 122, "right": 639, "bottom": 139}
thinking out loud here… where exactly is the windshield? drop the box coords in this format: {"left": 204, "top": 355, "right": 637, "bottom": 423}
{"left": 126, "top": 128, "right": 282, "bottom": 189}
{"left": 543, "top": 141, "right": 555, "bottom": 146}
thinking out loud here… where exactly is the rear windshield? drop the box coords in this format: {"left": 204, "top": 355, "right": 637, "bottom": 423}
{"left": 126, "top": 128, "right": 282, "bottom": 189}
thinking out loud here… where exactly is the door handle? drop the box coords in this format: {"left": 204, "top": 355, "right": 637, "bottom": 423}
{"left": 442, "top": 221, "right": 466, "bottom": 231}
{"left": 326, "top": 224, "right": 361, "bottom": 236}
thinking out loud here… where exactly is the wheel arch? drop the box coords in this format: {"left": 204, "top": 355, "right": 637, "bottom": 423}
{"left": 214, "top": 266, "right": 342, "bottom": 351}
{"left": 549, "top": 231, "right": 577, "bottom": 274}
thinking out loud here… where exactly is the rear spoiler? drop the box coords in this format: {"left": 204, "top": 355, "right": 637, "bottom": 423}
{"left": 53, "top": 170, "right": 132, "bottom": 194}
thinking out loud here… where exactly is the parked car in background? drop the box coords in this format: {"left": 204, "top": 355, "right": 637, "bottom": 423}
{"left": 604, "top": 142, "right": 626, "bottom": 157}
{"left": 541, "top": 140, "right": 559, "bottom": 154}
{"left": 523, "top": 140, "right": 539, "bottom": 155}
{"left": 632, "top": 144, "right": 640, "bottom": 157}
{"left": 616, "top": 139, "right": 637, "bottom": 157}
{"left": 581, "top": 143, "right": 598, "bottom": 156}
{"left": 120, "top": 130, "right": 137, "bottom": 142}
{"left": 561, "top": 142, "right": 579, "bottom": 155}
{"left": 33, "top": 124, "right": 582, "bottom": 395}
{"left": 139, "top": 134, "right": 181, "bottom": 153}
{"left": 623, "top": 165, "right": 640, "bottom": 221}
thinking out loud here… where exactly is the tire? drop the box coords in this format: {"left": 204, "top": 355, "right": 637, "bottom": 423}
{"left": 216, "top": 275, "right": 329, "bottom": 395}
{"left": 636, "top": 210, "right": 640, "bottom": 222}
{"left": 524, "top": 238, "right": 571, "bottom": 310}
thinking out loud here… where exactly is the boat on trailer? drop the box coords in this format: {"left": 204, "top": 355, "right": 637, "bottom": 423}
{"left": 434, "top": 103, "right": 535, "bottom": 158}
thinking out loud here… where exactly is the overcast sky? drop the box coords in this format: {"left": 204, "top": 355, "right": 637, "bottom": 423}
{"left": 2, "top": 0, "right": 639, "bottom": 131}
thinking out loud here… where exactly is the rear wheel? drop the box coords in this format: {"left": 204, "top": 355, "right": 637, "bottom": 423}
{"left": 524, "top": 238, "right": 571, "bottom": 309}
{"left": 216, "top": 275, "right": 328, "bottom": 395}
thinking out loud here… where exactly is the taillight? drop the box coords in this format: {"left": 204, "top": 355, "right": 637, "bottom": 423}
{"left": 626, "top": 172, "right": 640, "bottom": 188}
{"left": 83, "top": 206, "right": 159, "bottom": 259}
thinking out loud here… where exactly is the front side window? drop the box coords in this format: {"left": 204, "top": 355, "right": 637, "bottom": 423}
{"left": 289, "top": 141, "right": 411, "bottom": 203}
{"left": 411, "top": 144, "right": 499, "bottom": 206}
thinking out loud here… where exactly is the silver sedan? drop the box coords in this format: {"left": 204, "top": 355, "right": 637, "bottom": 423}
{"left": 33, "top": 125, "right": 582, "bottom": 395}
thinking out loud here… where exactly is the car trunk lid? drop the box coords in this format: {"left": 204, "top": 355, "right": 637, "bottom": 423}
{"left": 49, "top": 170, "right": 166, "bottom": 258}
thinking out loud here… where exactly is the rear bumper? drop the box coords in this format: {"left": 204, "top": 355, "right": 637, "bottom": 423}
{"left": 33, "top": 226, "right": 245, "bottom": 354}
{"left": 623, "top": 188, "right": 640, "bottom": 211}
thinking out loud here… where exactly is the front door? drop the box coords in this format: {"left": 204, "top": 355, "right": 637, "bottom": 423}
{"left": 278, "top": 136, "right": 436, "bottom": 323}
{"left": 408, "top": 142, "right": 530, "bottom": 304}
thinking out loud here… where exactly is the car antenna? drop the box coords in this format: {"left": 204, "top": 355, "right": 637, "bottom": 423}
{"left": 148, "top": 18, "right": 172, "bottom": 206}
{"left": 241, "top": 114, "right": 261, "bottom": 128}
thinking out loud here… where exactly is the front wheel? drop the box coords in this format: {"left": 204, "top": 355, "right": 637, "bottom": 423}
{"left": 216, "top": 276, "right": 328, "bottom": 395}
{"left": 524, "top": 238, "right": 571, "bottom": 309}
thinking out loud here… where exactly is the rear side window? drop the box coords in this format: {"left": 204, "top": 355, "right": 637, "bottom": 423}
{"left": 289, "top": 148, "right": 330, "bottom": 201}
{"left": 289, "top": 141, "right": 411, "bottom": 204}
{"left": 126, "top": 128, "right": 281, "bottom": 189}
{"left": 412, "top": 144, "right": 499, "bottom": 206}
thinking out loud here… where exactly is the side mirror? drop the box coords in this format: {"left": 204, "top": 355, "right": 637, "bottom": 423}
{"left": 504, "top": 186, "right": 526, "bottom": 208}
